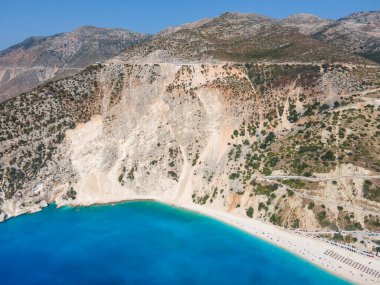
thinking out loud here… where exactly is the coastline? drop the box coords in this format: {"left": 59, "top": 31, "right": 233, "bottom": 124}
{"left": 167, "top": 201, "right": 380, "bottom": 285}
{"left": 95, "top": 197, "right": 379, "bottom": 285}
{"left": 10, "top": 196, "right": 380, "bottom": 285}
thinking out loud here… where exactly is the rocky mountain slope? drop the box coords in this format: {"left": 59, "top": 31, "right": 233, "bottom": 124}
{"left": 0, "top": 26, "right": 149, "bottom": 102}
{"left": 0, "top": 12, "right": 380, "bottom": 254}
{"left": 152, "top": 11, "right": 380, "bottom": 64}
{"left": 282, "top": 11, "right": 380, "bottom": 63}
{"left": 120, "top": 12, "right": 371, "bottom": 64}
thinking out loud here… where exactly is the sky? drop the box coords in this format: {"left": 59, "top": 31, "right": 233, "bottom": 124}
{"left": 0, "top": 0, "right": 379, "bottom": 51}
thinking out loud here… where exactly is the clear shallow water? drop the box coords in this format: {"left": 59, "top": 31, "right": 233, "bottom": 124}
{"left": 0, "top": 201, "right": 349, "bottom": 285}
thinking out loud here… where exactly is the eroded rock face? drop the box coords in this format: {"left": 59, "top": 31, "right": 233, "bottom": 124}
{"left": 1, "top": 60, "right": 379, "bottom": 242}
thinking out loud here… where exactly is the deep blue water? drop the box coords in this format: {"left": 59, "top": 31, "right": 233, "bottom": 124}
{"left": 0, "top": 201, "right": 349, "bottom": 285}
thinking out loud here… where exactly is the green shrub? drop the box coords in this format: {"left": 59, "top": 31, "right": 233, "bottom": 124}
{"left": 317, "top": 211, "right": 327, "bottom": 220}
{"left": 270, "top": 214, "right": 280, "bottom": 225}
{"left": 286, "top": 189, "right": 295, "bottom": 196}
{"left": 333, "top": 233, "right": 344, "bottom": 241}
{"left": 229, "top": 173, "right": 240, "bottom": 180}
{"left": 262, "top": 167, "right": 272, "bottom": 176}
{"left": 282, "top": 179, "right": 305, "bottom": 189}
{"left": 246, "top": 207, "right": 254, "bottom": 218}
{"left": 321, "top": 151, "right": 335, "bottom": 161}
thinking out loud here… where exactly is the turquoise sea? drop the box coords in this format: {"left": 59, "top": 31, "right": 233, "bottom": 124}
{"left": 0, "top": 201, "right": 349, "bottom": 285}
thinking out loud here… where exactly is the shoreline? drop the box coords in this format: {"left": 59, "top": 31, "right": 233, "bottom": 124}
{"left": 168, "top": 202, "right": 380, "bottom": 285}
{"left": 8, "top": 197, "right": 380, "bottom": 284}
{"left": 172, "top": 202, "right": 356, "bottom": 283}
{"left": 99, "top": 197, "right": 380, "bottom": 285}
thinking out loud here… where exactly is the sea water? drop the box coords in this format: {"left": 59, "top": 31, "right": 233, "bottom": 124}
{"left": 0, "top": 201, "right": 350, "bottom": 285}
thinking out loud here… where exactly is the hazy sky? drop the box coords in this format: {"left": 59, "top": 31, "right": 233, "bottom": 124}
{"left": 1, "top": 0, "right": 379, "bottom": 51}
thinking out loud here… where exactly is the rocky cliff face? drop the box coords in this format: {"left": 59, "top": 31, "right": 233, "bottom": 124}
{"left": 0, "top": 26, "right": 149, "bottom": 102}
{"left": 1, "top": 60, "right": 379, "bottom": 233}
{"left": 1, "top": 12, "right": 380, "bottom": 252}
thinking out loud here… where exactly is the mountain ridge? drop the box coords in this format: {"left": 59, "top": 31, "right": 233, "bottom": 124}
{"left": 1, "top": 11, "right": 380, "bottom": 102}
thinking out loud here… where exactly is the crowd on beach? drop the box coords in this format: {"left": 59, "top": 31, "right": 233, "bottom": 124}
{"left": 291, "top": 228, "right": 379, "bottom": 259}
{"left": 320, "top": 238, "right": 378, "bottom": 258}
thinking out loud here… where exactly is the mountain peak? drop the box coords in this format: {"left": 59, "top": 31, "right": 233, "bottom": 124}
{"left": 285, "top": 13, "right": 323, "bottom": 22}
{"left": 73, "top": 25, "right": 99, "bottom": 32}
{"left": 217, "top": 11, "right": 272, "bottom": 21}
